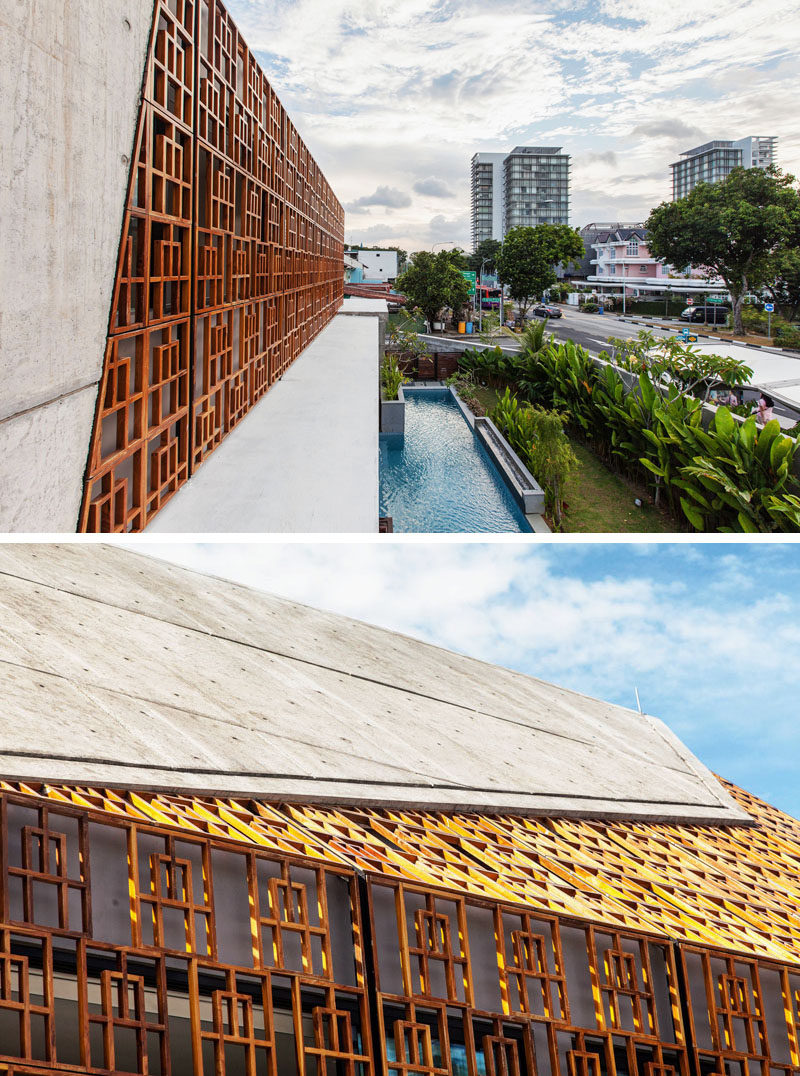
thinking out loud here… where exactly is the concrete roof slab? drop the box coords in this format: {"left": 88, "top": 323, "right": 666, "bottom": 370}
{"left": 0, "top": 545, "right": 751, "bottom": 824}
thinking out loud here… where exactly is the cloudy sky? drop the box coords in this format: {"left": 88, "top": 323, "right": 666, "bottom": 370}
{"left": 226, "top": 0, "right": 800, "bottom": 251}
{"left": 143, "top": 540, "right": 800, "bottom": 819}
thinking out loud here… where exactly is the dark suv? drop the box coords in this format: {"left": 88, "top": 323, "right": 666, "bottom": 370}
{"left": 680, "top": 305, "right": 730, "bottom": 324}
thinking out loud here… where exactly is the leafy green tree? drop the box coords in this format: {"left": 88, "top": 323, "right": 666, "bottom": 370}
{"left": 765, "top": 247, "right": 800, "bottom": 323}
{"left": 603, "top": 331, "right": 753, "bottom": 402}
{"left": 445, "top": 247, "right": 470, "bottom": 270}
{"left": 496, "top": 225, "right": 584, "bottom": 319}
{"left": 645, "top": 166, "right": 800, "bottom": 335}
{"left": 396, "top": 251, "right": 471, "bottom": 330}
{"left": 467, "top": 239, "right": 502, "bottom": 275}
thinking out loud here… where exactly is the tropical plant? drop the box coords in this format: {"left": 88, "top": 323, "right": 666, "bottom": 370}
{"left": 457, "top": 346, "right": 516, "bottom": 386}
{"left": 387, "top": 324, "right": 430, "bottom": 359}
{"left": 380, "top": 354, "right": 409, "bottom": 400}
{"left": 518, "top": 338, "right": 800, "bottom": 530}
{"left": 512, "top": 320, "right": 557, "bottom": 404}
{"left": 490, "top": 389, "right": 577, "bottom": 528}
{"left": 603, "top": 331, "right": 753, "bottom": 402}
{"left": 674, "top": 412, "right": 800, "bottom": 532}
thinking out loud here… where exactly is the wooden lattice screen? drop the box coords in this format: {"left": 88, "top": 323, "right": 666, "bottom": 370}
{"left": 2, "top": 784, "right": 800, "bottom": 1076}
{"left": 79, "top": 0, "right": 344, "bottom": 532}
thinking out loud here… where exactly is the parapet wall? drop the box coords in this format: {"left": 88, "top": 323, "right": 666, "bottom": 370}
{"left": 0, "top": 1, "right": 154, "bottom": 531}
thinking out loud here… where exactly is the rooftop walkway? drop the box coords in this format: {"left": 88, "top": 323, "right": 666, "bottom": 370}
{"left": 147, "top": 304, "right": 382, "bottom": 533}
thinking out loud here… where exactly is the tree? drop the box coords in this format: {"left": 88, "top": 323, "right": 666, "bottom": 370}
{"left": 467, "top": 239, "right": 502, "bottom": 275}
{"left": 396, "top": 251, "right": 472, "bottom": 330}
{"left": 765, "top": 247, "right": 800, "bottom": 323}
{"left": 603, "top": 331, "right": 753, "bottom": 402}
{"left": 646, "top": 166, "right": 800, "bottom": 335}
{"left": 444, "top": 247, "right": 469, "bottom": 270}
{"left": 495, "top": 225, "right": 584, "bottom": 319}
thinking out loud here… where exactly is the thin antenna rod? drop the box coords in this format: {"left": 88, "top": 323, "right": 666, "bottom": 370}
{"left": 634, "top": 686, "right": 643, "bottom": 714}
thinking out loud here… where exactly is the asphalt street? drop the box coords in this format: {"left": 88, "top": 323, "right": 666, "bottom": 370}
{"left": 526, "top": 307, "right": 676, "bottom": 354}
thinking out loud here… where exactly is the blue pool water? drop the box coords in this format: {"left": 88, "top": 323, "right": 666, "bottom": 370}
{"left": 379, "top": 389, "right": 532, "bottom": 533}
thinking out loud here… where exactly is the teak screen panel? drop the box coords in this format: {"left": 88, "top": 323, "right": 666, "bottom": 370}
{"left": 2, "top": 782, "right": 800, "bottom": 1076}
{"left": 80, "top": 0, "right": 344, "bottom": 532}
{"left": 366, "top": 877, "right": 689, "bottom": 1076}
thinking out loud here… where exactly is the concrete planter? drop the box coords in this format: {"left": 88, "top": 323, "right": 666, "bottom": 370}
{"left": 474, "top": 415, "right": 546, "bottom": 515}
{"left": 380, "top": 384, "right": 405, "bottom": 433}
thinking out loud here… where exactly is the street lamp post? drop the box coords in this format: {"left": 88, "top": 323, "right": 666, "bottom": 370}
{"left": 478, "top": 258, "right": 488, "bottom": 333}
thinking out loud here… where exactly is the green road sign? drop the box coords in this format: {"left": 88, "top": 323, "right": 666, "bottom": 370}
{"left": 707, "top": 296, "right": 724, "bottom": 303}
{"left": 461, "top": 270, "right": 477, "bottom": 296}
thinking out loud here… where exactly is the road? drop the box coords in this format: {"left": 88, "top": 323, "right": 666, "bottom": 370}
{"left": 430, "top": 307, "right": 800, "bottom": 423}
{"left": 527, "top": 307, "right": 676, "bottom": 354}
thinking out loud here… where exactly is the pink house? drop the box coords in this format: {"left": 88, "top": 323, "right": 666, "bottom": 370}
{"left": 590, "top": 227, "right": 667, "bottom": 290}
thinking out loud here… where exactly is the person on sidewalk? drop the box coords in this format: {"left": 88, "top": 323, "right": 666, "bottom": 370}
{"left": 756, "top": 393, "right": 775, "bottom": 424}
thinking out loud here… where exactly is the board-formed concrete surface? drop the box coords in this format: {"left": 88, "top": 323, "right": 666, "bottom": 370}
{"left": 147, "top": 312, "right": 379, "bottom": 532}
{"left": 0, "top": 1, "right": 155, "bottom": 531}
{"left": 0, "top": 545, "right": 750, "bottom": 823}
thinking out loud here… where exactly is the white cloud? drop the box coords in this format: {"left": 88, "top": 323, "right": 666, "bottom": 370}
{"left": 226, "top": 0, "right": 800, "bottom": 248}
{"left": 413, "top": 177, "right": 456, "bottom": 198}
{"left": 345, "top": 185, "right": 412, "bottom": 210}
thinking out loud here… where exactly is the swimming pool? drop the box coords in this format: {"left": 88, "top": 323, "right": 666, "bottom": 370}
{"left": 379, "top": 389, "right": 533, "bottom": 532}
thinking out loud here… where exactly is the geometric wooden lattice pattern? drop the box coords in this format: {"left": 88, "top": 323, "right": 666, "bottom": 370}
{"left": 1, "top": 778, "right": 799, "bottom": 1076}
{"left": 79, "top": 0, "right": 343, "bottom": 532}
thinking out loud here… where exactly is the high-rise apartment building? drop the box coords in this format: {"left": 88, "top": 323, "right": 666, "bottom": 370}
{"left": 671, "top": 136, "right": 777, "bottom": 199}
{"left": 470, "top": 152, "right": 506, "bottom": 246}
{"left": 470, "top": 146, "right": 570, "bottom": 250}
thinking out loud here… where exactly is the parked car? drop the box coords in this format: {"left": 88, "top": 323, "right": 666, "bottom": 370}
{"left": 532, "top": 305, "right": 563, "bottom": 319}
{"left": 680, "top": 305, "right": 730, "bottom": 324}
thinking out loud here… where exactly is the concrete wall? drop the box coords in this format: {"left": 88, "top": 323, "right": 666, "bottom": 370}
{"left": 0, "top": 0, "right": 154, "bottom": 531}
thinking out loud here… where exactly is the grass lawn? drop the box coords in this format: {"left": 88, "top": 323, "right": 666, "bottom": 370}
{"left": 563, "top": 439, "right": 676, "bottom": 533}
{"left": 459, "top": 385, "right": 677, "bottom": 532}
{"left": 471, "top": 385, "right": 500, "bottom": 414}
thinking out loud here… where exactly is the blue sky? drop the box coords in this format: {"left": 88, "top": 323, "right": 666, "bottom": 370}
{"left": 144, "top": 541, "right": 800, "bottom": 820}
{"left": 226, "top": 0, "right": 800, "bottom": 250}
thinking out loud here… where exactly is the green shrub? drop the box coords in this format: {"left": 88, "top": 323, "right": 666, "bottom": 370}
{"left": 491, "top": 388, "right": 577, "bottom": 529}
{"left": 775, "top": 323, "right": 800, "bottom": 349}
{"left": 531, "top": 339, "right": 800, "bottom": 531}
{"left": 457, "top": 345, "right": 516, "bottom": 386}
{"left": 381, "top": 354, "right": 409, "bottom": 400}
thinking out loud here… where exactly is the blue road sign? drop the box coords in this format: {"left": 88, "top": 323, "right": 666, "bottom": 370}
{"left": 764, "top": 303, "right": 775, "bottom": 312}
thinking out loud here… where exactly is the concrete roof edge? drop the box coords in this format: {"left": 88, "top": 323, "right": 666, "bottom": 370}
{"left": 0, "top": 763, "right": 757, "bottom": 827}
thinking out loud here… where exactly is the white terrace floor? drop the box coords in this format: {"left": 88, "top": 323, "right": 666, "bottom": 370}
{"left": 147, "top": 300, "right": 383, "bottom": 533}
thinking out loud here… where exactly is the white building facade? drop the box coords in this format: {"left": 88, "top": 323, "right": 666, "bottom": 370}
{"left": 344, "top": 248, "right": 399, "bottom": 283}
{"left": 671, "top": 136, "right": 777, "bottom": 200}
{"left": 470, "top": 146, "right": 570, "bottom": 250}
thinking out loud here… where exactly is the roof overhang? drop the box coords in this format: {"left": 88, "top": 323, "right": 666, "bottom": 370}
{"left": 0, "top": 545, "right": 753, "bottom": 825}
